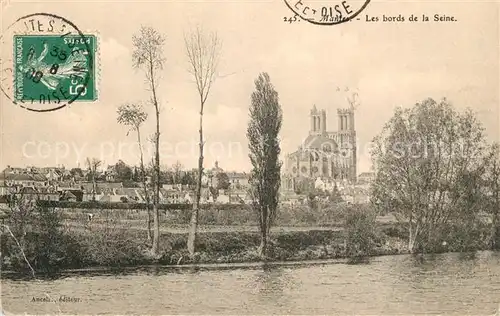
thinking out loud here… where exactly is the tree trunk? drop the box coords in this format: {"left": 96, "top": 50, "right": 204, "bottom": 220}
{"left": 188, "top": 107, "right": 204, "bottom": 258}
{"left": 137, "top": 128, "right": 152, "bottom": 242}
{"left": 151, "top": 108, "right": 161, "bottom": 255}
{"left": 259, "top": 230, "right": 268, "bottom": 259}
{"left": 146, "top": 206, "right": 152, "bottom": 242}
{"left": 258, "top": 206, "right": 270, "bottom": 259}
{"left": 92, "top": 175, "right": 96, "bottom": 201}
{"left": 150, "top": 64, "right": 161, "bottom": 256}
{"left": 492, "top": 189, "right": 499, "bottom": 250}
{"left": 408, "top": 218, "right": 417, "bottom": 253}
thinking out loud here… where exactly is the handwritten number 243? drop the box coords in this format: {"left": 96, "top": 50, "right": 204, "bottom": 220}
{"left": 284, "top": 15, "right": 299, "bottom": 23}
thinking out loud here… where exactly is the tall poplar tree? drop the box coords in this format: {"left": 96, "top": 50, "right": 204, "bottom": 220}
{"left": 247, "top": 72, "right": 283, "bottom": 258}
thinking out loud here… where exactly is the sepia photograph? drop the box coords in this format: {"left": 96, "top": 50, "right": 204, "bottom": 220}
{"left": 0, "top": 0, "right": 499, "bottom": 314}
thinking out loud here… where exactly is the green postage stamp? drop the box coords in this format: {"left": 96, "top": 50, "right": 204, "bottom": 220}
{"left": 13, "top": 34, "right": 97, "bottom": 104}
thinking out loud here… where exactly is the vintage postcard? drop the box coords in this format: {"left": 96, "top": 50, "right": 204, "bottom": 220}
{"left": 0, "top": 0, "right": 499, "bottom": 314}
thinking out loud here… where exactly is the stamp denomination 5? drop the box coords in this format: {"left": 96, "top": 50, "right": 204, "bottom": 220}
{"left": 0, "top": 13, "right": 98, "bottom": 112}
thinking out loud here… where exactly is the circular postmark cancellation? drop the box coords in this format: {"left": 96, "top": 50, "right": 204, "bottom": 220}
{"left": 0, "top": 13, "right": 97, "bottom": 112}
{"left": 284, "top": 0, "right": 371, "bottom": 25}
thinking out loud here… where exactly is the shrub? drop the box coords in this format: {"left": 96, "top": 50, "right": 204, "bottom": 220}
{"left": 419, "top": 220, "right": 490, "bottom": 254}
{"left": 2, "top": 206, "right": 87, "bottom": 274}
{"left": 344, "top": 205, "right": 377, "bottom": 260}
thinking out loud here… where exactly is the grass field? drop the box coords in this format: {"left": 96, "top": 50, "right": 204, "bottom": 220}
{"left": 59, "top": 207, "right": 398, "bottom": 234}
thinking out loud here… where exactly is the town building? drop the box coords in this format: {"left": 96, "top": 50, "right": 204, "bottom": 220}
{"left": 204, "top": 161, "right": 250, "bottom": 190}
{"left": 226, "top": 171, "right": 250, "bottom": 189}
{"left": 282, "top": 105, "right": 357, "bottom": 192}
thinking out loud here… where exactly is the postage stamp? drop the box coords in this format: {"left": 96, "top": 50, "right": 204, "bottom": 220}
{"left": 13, "top": 34, "right": 97, "bottom": 103}
{"left": 0, "top": 13, "right": 98, "bottom": 112}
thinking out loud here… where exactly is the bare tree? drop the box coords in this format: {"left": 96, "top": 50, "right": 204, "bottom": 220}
{"left": 86, "top": 158, "right": 102, "bottom": 201}
{"left": 172, "top": 160, "right": 183, "bottom": 185}
{"left": 184, "top": 26, "right": 222, "bottom": 257}
{"left": 247, "top": 72, "right": 283, "bottom": 258}
{"left": 117, "top": 103, "right": 152, "bottom": 241}
{"left": 132, "top": 26, "right": 165, "bottom": 255}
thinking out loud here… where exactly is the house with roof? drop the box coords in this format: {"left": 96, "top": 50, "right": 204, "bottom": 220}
{"left": 45, "top": 168, "right": 62, "bottom": 182}
{"left": 0, "top": 171, "right": 47, "bottom": 188}
{"left": 60, "top": 190, "right": 77, "bottom": 202}
{"left": 226, "top": 171, "right": 250, "bottom": 189}
{"left": 103, "top": 164, "right": 118, "bottom": 182}
{"left": 1, "top": 166, "right": 25, "bottom": 174}
{"left": 80, "top": 181, "right": 124, "bottom": 194}
{"left": 117, "top": 188, "right": 142, "bottom": 202}
{"left": 39, "top": 193, "right": 60, "bottom": 201}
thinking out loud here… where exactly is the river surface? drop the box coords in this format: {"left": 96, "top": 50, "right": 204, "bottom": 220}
{"left": 2, "top": 251, "right": 500, "bottom": 315}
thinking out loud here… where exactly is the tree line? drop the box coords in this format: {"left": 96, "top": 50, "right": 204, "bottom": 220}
{"left": 109, "top": 25, "right": 282, "bottom": 259}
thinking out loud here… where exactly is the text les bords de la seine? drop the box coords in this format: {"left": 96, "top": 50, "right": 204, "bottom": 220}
{"left": 365, "top": 14, "right": 457, "bottom": 22}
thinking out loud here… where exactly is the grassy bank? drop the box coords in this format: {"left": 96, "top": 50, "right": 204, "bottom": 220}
{"left": 1, "top": 202, "right": 495, "bottom": 276}
{"left": 1, "top": 223, "right": 409, "bottom": 276}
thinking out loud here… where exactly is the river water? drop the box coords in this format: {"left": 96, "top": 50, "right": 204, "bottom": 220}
{"left": 2, "top": 252, "right": 500, "bottom": 315}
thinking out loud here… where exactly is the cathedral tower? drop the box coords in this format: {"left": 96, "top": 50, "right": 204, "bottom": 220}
{"left": 337, "top": 108, "right": 357, "bottom": 182}
{"left": 310, "top": 105, "right": 327, "bottom": 136}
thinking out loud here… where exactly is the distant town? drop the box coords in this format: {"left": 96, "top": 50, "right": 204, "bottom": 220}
{"left": 0, "top": 161, "right": 375, "bottom": 207}
{"left": 0, "top": 105, "right": 375, "bottom": 208}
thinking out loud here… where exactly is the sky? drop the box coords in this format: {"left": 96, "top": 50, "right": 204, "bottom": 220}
{"left": 0, "top": 0, "right": 498, "bottom": 174}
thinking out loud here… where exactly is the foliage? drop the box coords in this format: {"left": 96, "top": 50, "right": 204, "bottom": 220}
{"left": 215, "top": 172, "right": 230, "bottom": 190}
{"left": 70, "top": 168, "right": 84, "bottom": 178}
{"left": 2, "top": 227, "right": 356, "bottom": 272}
{"left": 307, "top": 193, "right": 319, "bottom": 211}
{"left": 329, "top": 185, "right": 344, "bottom": 203}
{"left": 114, "top": 160, "right": 133, "bottom": 181}
{"left": 2, "top": 205, "right": 85, "bottom": 274}
{"left": 371, "top": 98, "right": 489, "bottom": 253}
{"left": 117, "top": 103, "right": 148, "bottom": 131}
{"left": 247, "top": 72, "right": 283, "bottom": 258}
{"left": 132, "top": 26, "right": 165, "bottom": 72}
{"left": 482, "top": 143, "right": 500, "bottom": 249}
{"left": 294, "top": 177, "right": 314, "bottom": 195}
{"left": 344, "top": 206, "right": 377, "bottom": 261}
{"left": 181, "top": 171, "right": 196, "bottom": 186}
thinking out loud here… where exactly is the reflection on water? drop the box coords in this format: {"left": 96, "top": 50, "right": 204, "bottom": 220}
{"left": 2, "top": 252, "right": 500, "bottom": 315}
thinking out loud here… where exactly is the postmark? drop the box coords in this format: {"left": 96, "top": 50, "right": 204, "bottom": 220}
{"left": 284, "top": 0, "right": 371, "bottom": 25}
{"left": 0, "top": 13, "right": 97, "bottom": 112}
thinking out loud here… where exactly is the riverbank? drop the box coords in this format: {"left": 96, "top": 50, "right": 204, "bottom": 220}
{"left": 1, "top": 224, "right": 410, "bottom": 276}
{"left": 1, "top": 206, "right": 494, "bottom": 278}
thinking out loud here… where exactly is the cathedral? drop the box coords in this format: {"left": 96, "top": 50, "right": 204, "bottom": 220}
{"left": 282, "top": 105, "right": 357, "bottom": 191}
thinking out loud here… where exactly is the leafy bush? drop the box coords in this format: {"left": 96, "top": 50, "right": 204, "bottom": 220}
{"left": 344, "top": 206, "right": 377, "bottom": 260}
{"left": 2, "top": 207, "right": 86, "bottom": 274}
{"left": 78, "top": 229, "right": 147, "bottom": 267}
{"left": 419, "top": 220, "right": 490, "bottom": 254}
